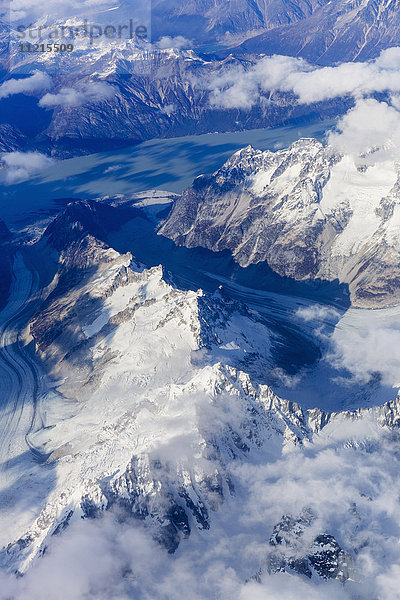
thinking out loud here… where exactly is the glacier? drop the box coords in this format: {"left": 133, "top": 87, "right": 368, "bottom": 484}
{"left": 0, "top": 192, "right": 400, "bottom": 600}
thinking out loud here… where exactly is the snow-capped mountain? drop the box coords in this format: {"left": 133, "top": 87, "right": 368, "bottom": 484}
{"left": 2, "top": 195, "right": 400, "bottom": 599}
{"left": 264, "top": 509, "right": 353, "bottom": 582}
{"left": 2, "top": 31, "right": 219, "bottom": 153}
{"left": 160, "top": 138, "right": 400, "bottom": 308}
{"left": 153, "top": 0, "right": 400, "bottom": 64}
{"left": 3, "top": 2, "right": 400, "bottom": 597}
{"left": 0, "top": 16, "right": 352, "bottom": 156}
{"left": 0, "top": 198, "right": 275, "bottom": 569}
{"left": 5, "top": 0, "right": 400, "bottom": 61}
{"left": 2, "top": 0, "right": 400, "bottom": 156}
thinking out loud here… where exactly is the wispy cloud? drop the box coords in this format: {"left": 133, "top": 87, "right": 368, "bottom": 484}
{"left": 157, "top": 35, "right": 192, "bottom": 50}
{"left": 0, "top": 151, "right": 55, "bottom": 183}
{"left": 39, "top": 82, "right": 116, "bottom": 108}
{"left": 0, "top": 71, "right": 52, "bottom": 100}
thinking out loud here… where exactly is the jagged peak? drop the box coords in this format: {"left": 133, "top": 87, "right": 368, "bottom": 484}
{"left": 42, "top": 198, "right": 143, "bottom": 255}
{"left": 43, "top": 199, "right": 112, "bottom": 250}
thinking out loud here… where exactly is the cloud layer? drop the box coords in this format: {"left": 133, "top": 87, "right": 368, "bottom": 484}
{"left": 2, "top": 416, "right": 400, "bottom": 599}
{"left": 207, "top": 48, "right": 400, "bottom": 108}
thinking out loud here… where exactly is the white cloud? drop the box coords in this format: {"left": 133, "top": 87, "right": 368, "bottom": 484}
{"left": 207, "top": 48, "right": 400, "bottom": 163}
{"left": 2, "top": 415, "right": 400, "bottom": 599}
{"left": 0, "top": 71, "right": 52, "bottom": 100}
{"left": 296, "top": 305, "right": 341, "bottom": 323}
{"left": 103, "top": 164, "right": 121, "bottom": 174}
{"left": 285, "top": 51, "right": 400, "bottom": 104}
{"left": 207, "top": 47, "right": 400, "bottom": 108}
{"left": 0, "top": 151, "right": 55, "bottom": 183}
{"left": 208, "top": 55, "right": 307, "bottom": 110}
{"left": 327, "top": 98, "right": 400, "bottom": 162}
{"left": 327, "top": 306, "right": 400, "bottom": 386}
{"left": 39, "top": 82, "right": 115, "bottom": 108}
{"left": 160, "top": 103, "right": 175, "bottom": 115}
{"left": 157, "top": 35, "right": 192, "bottom": 50}
{"left": 297, "top": 301, "right": 400, "bottom": 388}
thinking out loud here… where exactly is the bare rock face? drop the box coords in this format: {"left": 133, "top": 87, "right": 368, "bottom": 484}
{"left": 160, "top": 139, "right": 400, "bottom": 307}
{"left": 266, "top": 510, "right": 353, "bottom": 582}
{"left": 232, "top": 0, "right": 400, "bottom": 64}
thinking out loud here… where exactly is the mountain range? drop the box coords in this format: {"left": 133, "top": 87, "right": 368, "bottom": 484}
{"left": 2, "top": 2, "right": 400, "bottom": 597}
{"left": 0, "top": 35, "right": 347, "bottom": 156}
{"left": 2, "top": 0, "right": 399, "bottom": 155}
{"left": 1, "top": 196, "right": 400, "bottom": 593}
{"left": 153, "top": 0, "right": 400, "bottom": 64}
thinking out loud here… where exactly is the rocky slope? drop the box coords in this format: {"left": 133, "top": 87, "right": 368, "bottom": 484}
{"left": 0, "top": 19, "right": 349, "bottom": 155}
{"left": 160, "top": 138, "right": 400, "bottom": 307}
{"left": 222, "top": 0, "right": 400, "bottom": 63}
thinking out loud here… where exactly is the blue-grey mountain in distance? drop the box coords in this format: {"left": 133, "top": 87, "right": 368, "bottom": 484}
{"left": 155, "top": 0, "right": 400, "bottom": 63}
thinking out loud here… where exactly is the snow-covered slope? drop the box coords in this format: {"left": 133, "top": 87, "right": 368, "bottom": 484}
{"left": 2, "top": 198, "right": 400, "bottom": 599}
{"left": 1, "top": 199, "right": 274, "bottom": 569}
{"left": 160, "top": 138, "right": 400, "bottom": 307}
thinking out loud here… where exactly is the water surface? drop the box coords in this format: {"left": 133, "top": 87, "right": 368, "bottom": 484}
{"left": 0, "top": 119, "right": 336, "bottom": 228}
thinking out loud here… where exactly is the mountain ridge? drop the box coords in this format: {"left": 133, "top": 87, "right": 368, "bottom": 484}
{"left": 160, "top": 137, "right": 400, "bottom": 308}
